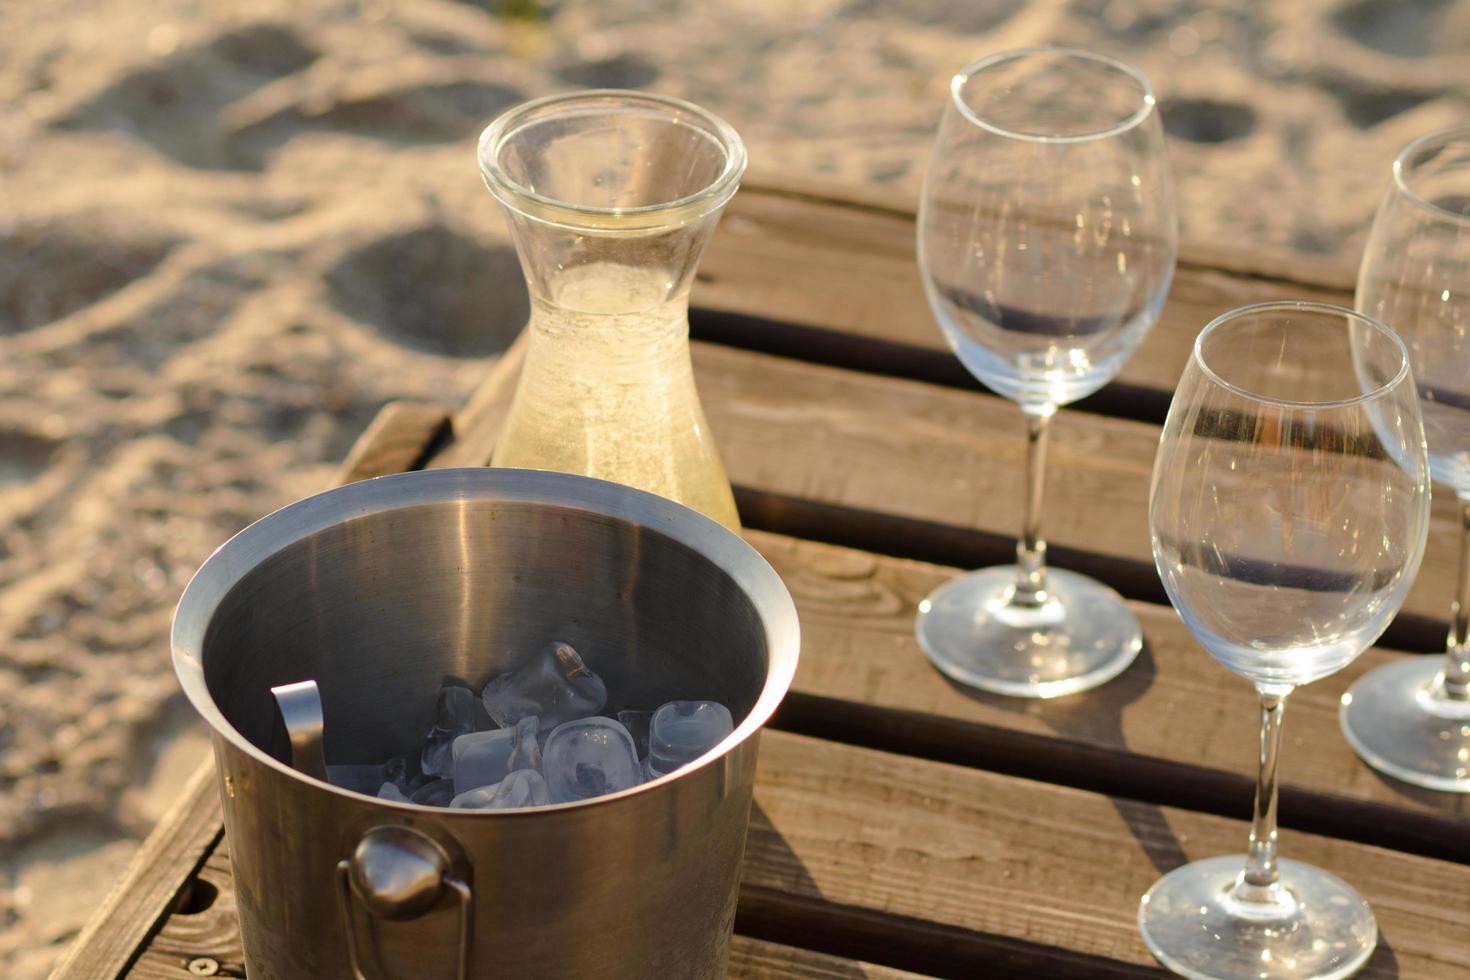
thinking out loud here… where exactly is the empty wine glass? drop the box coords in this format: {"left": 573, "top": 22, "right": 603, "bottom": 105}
{"left": 1142, "top": 302, "right": 1430, "bottom": 980}
{"left": 1341, "top": 128, "right": 1470, "bottom": 792}
{"left": 915, "top": 48, "right": 1178, "bottom": 697}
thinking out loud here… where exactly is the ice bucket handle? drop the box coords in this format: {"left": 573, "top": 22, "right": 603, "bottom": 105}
{"left": 336, "top": 826, "right": 474, "bottom": 980}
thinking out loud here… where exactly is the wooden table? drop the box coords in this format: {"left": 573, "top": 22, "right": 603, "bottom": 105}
{"left": 54, "top": 181, "right": 1470, "bottom": 979}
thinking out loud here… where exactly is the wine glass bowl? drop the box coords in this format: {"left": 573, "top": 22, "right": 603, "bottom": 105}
{"left": 1141, "top": 302, "right": 1430, "bottom": 980}
{"left": 920, "top": 49, "right": 1177, "bottom": 412}
{"left": 914, "top": 48, "right": 1178, "bottom": 699}
{"left": 1341, "top": 127, "right": 1470, "bottom": 792}
{"left": 1151, "top": 308, "right": 1428, "bottom": 691}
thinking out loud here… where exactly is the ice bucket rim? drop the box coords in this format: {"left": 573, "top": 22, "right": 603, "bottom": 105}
{"left": 171, "top": 467, "right": 800, "bottom": 813}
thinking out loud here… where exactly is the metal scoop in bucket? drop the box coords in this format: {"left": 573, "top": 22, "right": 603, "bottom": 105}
{"left": 271, "top": 680, "right": 329, "bottom": 782}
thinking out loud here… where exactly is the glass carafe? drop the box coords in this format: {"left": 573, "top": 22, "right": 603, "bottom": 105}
{"left": 477, "top": 90, "right": 745, "bottom": 531}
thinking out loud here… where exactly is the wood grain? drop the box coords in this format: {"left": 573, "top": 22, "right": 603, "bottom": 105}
{"left": 743, "top": 731, "right": 1470, "bottom": 979}
{"left": 127, "top": 845, "right": 244, "bottom": 980}
{"left": 684, "top": 342, "right": 1457, "bottom": 650}
{"left": 115, "top": 732, "right": 1470, "bottom": 979}
{"left": 728, "top": 936, "right": 935, "bottom": 980}
{"left": 749, "top": 530, "right": 1470, "bottom": 860}
{"left": 333, "top": 401, "right": 451, "bottom": 485}
{"left": 697, "top": 185, "right": 1356, "bottom": 420}
{"left": 737, "top": 173, "right": 1360, "bottom": 292}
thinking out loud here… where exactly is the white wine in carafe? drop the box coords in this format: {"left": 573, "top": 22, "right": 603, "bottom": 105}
{"left": 491, "top": 262, "right": 740, "bottom": 530}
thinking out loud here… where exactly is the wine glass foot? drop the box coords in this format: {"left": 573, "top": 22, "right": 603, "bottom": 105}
{"left": 1138, "top": 856, "right": 1377, "bottom": 980}
{"left": 1340, "top": 657, "right": 1470, "bottom": 792}
{"left": 914, "top": 566, "right": 1140, "bottom": 699}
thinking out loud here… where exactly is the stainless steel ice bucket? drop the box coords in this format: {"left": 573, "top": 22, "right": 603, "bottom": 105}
{"left": 172, "top": 468, "right": 800, "bottom": 979}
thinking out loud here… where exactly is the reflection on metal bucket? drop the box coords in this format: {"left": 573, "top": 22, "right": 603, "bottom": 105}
{"left": 172, "top": 468, "right": 799, "bottom": 979}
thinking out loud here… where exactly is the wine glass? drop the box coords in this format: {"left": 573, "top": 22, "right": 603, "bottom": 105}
{"left": 1341, "top": 127, "right": 1470, "bottom": 792}
{"left": 1142, "top": 302, "right": 1430, "bottom": 980}
{"left": 915, "top": 48, "right": 1178, "bottom": 698}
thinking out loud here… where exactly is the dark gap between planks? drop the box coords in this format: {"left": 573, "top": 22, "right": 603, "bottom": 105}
{"left": 690, "top": 308, "right": 1175, "bottom": 426}
{"left": 767, "top": 695, "right": 1470, "bottom": 866}
{"left": 732, "top": 486, "right": 1447, "bottom": 654}
{"left": 735, "top": 885, "right": 1165, "bottom": 979}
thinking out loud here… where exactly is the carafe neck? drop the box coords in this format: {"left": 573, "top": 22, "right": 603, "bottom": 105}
{"left": 503, "top": 208, "right": 721, "bottom": 316}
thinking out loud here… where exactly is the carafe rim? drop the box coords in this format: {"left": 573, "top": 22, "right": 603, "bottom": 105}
{"left": 477, "top": 88, "right": 746, "bottom": 231}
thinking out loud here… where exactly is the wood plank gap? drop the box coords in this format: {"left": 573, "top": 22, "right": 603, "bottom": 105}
{"left": 745, "top": 731, "right": 1464, "bottom": 977}
{"left": 736, "top": 884, "right": 1163, "bottom": 979}
{"left": 732, "top": 485, "right": 1448, "bottom": 655}
{"left": 733, "top": 489, "right": 1165, "bottom": 606}
{"left": 689, "top": 308, "right": 1175, "bottom": 426}
{"left": 768, "top": 692, "right": 1470, "bottom": 865}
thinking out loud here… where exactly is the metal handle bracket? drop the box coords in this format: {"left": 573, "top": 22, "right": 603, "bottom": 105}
{"left": 336, "top": 826, "right": 473, "bottom": 980}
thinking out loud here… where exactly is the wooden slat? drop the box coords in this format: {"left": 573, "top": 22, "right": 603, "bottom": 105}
{"left": 55, "top": 400, "right": 454, "bottom": 980}
{"left": 748, "top": 530, "right": 1470, "bottom": 859}
{"left": 727, "top": 936, "right": 935, "bottom": 980}
{"left": 333, "top": 400, "right": 452, "bottom": 485}
{"left": 127, "top": 846, "right": 244, "bottom": 980}
{"left": 743, "top": 731, "right": 1470, "bottom": 979}
{"left": 697, "top": 185, "right": 1356, "bottom": 419}
{"left": 738, "top": 174, "right": 1361, "bottom": 294}
{"left": 112, "top": 731, "right": 1470, "bottom": 979}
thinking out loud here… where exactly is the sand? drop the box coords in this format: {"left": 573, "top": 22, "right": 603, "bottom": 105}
{"left": 1, "top": 0, "right": 1467, "bottom": 975}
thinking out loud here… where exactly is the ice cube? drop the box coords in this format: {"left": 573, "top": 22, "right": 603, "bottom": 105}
{"left": 421, "top": 685, "right": 491, "bottom": 777}
{"left": 481, "top": 641, "right": 607, "bottom": 731}
{"left": 450, "top": 784, "right": 498, "bottom": 809}
{"left": 410, "top": 778, "right": 456, "bottom": 807}
{"left": 452, "top": 729, "right": 515, "bottom": 794}
{"left": 616, "top": 710, "right": 653, "bottom": 761}
{"left": 377, "top": 781, "right": 410, "bottom": 803}
{"left": 450, "top": 770, "right": 551, "bottom": 810}
{"left": 507, "top": 715, "right": 542, "bottom": 773}
{"left": 490, "top": 769, "right": 549, "bottom": 808}
{"left": 646, "top": 701, "right": 734, "bottom": 778}
{"left": 542, "top": 717, "right": 641, "bottom": 803}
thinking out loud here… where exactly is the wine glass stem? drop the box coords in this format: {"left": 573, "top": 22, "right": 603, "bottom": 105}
{"left": 1439, "top": 498, "right": 1470, "bottom": 702}
{"left": 1238, "top": 689, "right": 1288, "bottom": 900}
{"left": 1013, "top": 406, "right": 1054, "bottom": 607}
